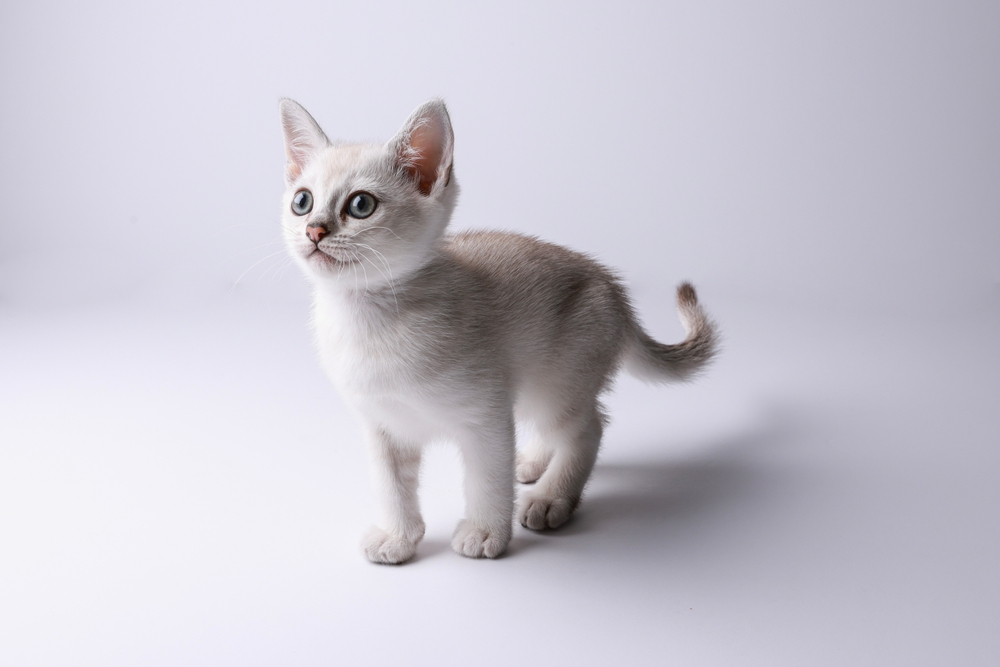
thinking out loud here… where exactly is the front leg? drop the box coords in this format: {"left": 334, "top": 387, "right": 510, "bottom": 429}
{"left": 362, "top": 427, "right": 425, "bottom": 564}
{"left": 452, "top": 418, "right": 515, "bottom": 559}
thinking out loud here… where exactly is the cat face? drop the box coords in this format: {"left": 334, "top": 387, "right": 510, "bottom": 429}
{"left": 279, "top": 99, "right": 458, "bottom": 289}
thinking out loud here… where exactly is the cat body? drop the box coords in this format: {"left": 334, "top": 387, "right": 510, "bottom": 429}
{"left": 279, "top": 99, "right": 717, "bottom": 563}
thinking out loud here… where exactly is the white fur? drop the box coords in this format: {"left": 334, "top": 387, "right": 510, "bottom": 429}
{"left": 278, "top": 98, "right": 717, "bottom": 563}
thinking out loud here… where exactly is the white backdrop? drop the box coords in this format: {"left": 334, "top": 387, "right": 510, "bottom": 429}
{"left": 2, "top": 2, "right": 998, "bottom": 666}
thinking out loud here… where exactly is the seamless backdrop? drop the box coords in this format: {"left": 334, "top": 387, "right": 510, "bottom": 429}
{"left": 2, "top": 2, "right": 998, "bottom": 666}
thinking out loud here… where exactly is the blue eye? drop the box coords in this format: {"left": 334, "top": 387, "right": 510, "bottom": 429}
{"left": 291, "top": 189, "right": 313, "bottom": 215}
{"left": 347, "top": 192, "right": 377, "bottom": 219}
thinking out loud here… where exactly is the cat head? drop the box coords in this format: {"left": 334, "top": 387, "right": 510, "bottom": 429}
{"left": 279, "top": 98, "right": 458, "bottom": 289}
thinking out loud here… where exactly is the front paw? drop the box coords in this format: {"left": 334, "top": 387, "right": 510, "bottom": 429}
{"left": 362, "top": 527, "right": 421, "bottom": 564}
{"left": 451, "top": 519, "right": 511, "bottom": 559}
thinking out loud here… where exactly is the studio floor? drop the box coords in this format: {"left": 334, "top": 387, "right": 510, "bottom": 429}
{"left": 2, "top": 284, "right": 997, "bottom": 666}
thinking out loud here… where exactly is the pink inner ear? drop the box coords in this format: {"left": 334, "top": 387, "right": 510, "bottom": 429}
{"left": 285, "top": 160, "right": 302, "bottom": 183}
{"left": 406, "top": 121, "right": 446, "bottom": 196}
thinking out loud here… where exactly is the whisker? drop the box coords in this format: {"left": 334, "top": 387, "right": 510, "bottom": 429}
{"left": 353, "top": 226, "right": 404, "bottom": 242}
{"left": 261, "top": 253, "right": 294, "bottom": 281}
{"left": 355, "top": 243, "right": 400, "bottom": 315}
{"left": 228, "top": 248, "right": 289, "bottom": 298}
{"left": 273, "top": 256, "right": 298, "bottom": 281}
{"left": 352, "top": 249, "right": 371, "bottom": 298}
{"left": 351, "top": 251, "right": 360, "bottom": 295}
{"left": 354, "top": 242, "right": 392, "bottom": 277}
{"left": 227, "top": 236, "right": 286, "bottom": 262}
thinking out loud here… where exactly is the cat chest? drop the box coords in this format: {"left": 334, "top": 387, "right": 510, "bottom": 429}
{"left": 316, "top": 325, "right": 471, "bottom": 440}
{"left": 315, "top": 320, "right": 428, "bottom": 398}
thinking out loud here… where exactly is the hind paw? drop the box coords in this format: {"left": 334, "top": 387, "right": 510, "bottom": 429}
{"left": 515, "top": 455, "right": 550, "bottom": 484}
{"left": 518, "top": 493, "right": 576, "bottom": 530}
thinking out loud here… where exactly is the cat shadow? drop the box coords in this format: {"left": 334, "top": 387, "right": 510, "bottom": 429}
{"left": 533, "top": 405, "right": 807, "bottom": 543}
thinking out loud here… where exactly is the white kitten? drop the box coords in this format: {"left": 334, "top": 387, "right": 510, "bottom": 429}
{"left": 279, "top": 98, "right": 718, "bottom": 563}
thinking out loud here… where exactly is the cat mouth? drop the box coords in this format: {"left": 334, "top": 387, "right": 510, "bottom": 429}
{"left": 307, "top": 247, "right": 358, "bottom": 267}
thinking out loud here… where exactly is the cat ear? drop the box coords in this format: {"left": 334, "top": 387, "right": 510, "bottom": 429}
{"left": 388, "top": 99, "right": 454, "bottom": 196}
{"left": 279, "top": 98, "right": 330, "bottom": 184}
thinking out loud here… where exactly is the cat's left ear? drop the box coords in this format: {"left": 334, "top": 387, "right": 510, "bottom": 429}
{"left": 279, "top": 98, "right": 330, "bottom": 184}
{"left": 388, "top": 99, "right": 454, "bottom": 197}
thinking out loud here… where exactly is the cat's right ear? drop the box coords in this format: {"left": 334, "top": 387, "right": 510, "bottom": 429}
{"left": 279, "top": 98, "right": 330, "bottom": 184}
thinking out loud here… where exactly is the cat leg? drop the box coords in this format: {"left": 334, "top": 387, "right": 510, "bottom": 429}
{"left": 518, "top": 404, "right": 603, "bottom": 531}
{"left": 362, "top": 427, "right": 425, "bottom": 564}
{"left": 452, "top": 418, "right": 515, "bottom": 559}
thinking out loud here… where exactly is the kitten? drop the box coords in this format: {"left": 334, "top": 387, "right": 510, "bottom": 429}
{"left": 279, "top": 98, "right": 718, "bottom": 563}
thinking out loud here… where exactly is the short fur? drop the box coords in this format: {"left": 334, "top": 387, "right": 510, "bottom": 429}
{"left": 278, "top": 98, "right": 718, "bottom": 563}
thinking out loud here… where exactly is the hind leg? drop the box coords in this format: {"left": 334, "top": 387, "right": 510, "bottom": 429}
{"left": 515, "top": 432, "right": 553, "bottom": 484}
{"left": 518, "top": 402, "right": 604, "bottom": 530}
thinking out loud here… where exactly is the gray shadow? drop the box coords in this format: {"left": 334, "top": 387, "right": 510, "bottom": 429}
{"left": 540, "top": 405, "right": 810, "bottom": 540}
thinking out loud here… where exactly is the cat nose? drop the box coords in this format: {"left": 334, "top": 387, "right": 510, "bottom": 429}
{"left": 306, "top": 223, "right": 328, "bottom": 244}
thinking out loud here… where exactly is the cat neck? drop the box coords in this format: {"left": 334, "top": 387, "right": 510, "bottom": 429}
{"left": 312, "top": 277, "right": 398, "bottom": 313}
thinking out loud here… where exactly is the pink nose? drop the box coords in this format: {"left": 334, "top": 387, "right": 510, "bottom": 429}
{"left": 306, "top": 224, "right": 328, "bottom": 243}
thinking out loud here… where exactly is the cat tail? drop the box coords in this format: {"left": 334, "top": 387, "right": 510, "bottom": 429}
{"left": 623, "top": 282, "right": 719, "bottom": 383}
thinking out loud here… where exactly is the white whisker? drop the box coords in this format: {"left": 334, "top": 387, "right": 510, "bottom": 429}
{"left": 352, "top": 249, "right": 371, "bottom": 298}
{"left": 356, "top": 243, "right": 400, "bottom": 315}
{"left": 354, "top": 225, "right": 404, "bottom": 241}
{"left": 227, "top": 236, "right": 286, "bottom": 262}
{"left": 357, "top": 255, "right": 392, "bottom": 302}
{"left": 261, "top": 254, "right": 295, "bottom": 281}
{"left": 273, "top": 256, "right": 297, "bottom": 281}
{"left": 229, "top": 248, "right": 289, "bottom": 298}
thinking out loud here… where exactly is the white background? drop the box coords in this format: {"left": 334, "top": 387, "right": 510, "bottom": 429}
{"left": 2, "top": 1, "right": 998, "bottom": 665}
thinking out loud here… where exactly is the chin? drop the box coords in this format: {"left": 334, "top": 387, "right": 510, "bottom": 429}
{"left": 306, "top": 248, "right": 359, "bottom": 276}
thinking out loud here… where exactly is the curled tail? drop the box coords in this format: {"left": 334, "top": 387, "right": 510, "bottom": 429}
{"left": 624, "top": 282, "right": 719, "bottom": 383}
